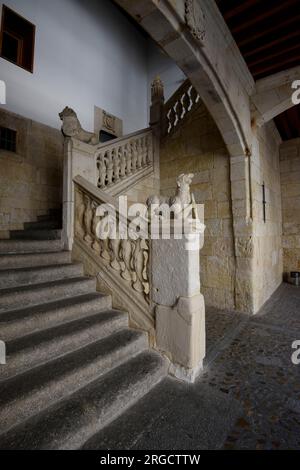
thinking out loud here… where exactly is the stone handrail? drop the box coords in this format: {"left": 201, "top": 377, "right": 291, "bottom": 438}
{"left": 94, "top": 128, "right": 154, "bottom": 196}
{"left": 164, "top": 79, "right": 200, "bottom": 135}
{"left": 72, "top": 175, "right": 153, "bottom": 333}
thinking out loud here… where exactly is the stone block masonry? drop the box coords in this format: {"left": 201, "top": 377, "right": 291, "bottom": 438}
{"left": 0, "top": 109, "right": 63, "bottom": 236}
{"left": 160, "top": 101, "right": 235, "bottom": 311}
{"left": 280, "top": 138, "right": 300, "bottom": 278}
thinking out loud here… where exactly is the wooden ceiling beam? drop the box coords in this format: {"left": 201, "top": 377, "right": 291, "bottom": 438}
{"left": 252, "top": 55, "right": 300, "bottom": 77}
{"left": 223, "top": 0, "right": 262, "bottom": 20}
{"left": 243, "top": 30, "right": 300, "bottom": 59}
{"left": 231, "top": 0, "right": 299, "bottom": 34}
{"left": 238, "top": 15, "right": 300, "bottom": 48}
{"left": 248, "top": 44, "right": 300, "bottom": 68}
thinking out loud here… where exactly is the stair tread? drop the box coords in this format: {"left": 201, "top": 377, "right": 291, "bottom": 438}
{"left": 10, "top": 229, "right": 62, "bottom": 240}
{"left": 0, "top": 239, "right": 63, "bottom": 253}
{"left": 6, "top": 308, "right": 126, "bottom": 354}
{"left": 0, "top": 262, "right": 79, "bottom": 275}
{"left": 0, "top": 276, "right": 93, "bottom": 296}
{"left": 0, "top": 329, "right": 146, "bottom": 433}
{"left": 0, "top": 351, "right": 166, "bottom": 449}
{"left": 0, "top": 292, "right": 108, "bottom": 323}
{"left": 1, "top": 308, "right": 128, "bottom": 381}
{"left": 0, "top": 250, "right": 69, "bottom": 259}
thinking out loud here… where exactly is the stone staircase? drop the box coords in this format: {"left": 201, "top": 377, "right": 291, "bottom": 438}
{"left": 0, "top": 210, "right": 167, "bottom": 449}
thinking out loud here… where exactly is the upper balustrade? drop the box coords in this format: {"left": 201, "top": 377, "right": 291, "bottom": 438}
{"left": 94, "top": 128, "right": 154, "bottom": 193}
{"left": 164, "top": 79, "right": 200, "bottom": 135}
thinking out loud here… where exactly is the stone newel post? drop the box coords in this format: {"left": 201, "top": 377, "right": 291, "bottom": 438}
{"left": 151, "top": 220, "right": 206, "bottom": 382}
{"left": 150, "top": 76, "right": 165, "bottom": 181}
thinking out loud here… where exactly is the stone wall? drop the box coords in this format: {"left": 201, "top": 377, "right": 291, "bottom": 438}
{"left": 280, "top": 138, "right": 300, "bottom": 278}
{"left": 251, "top": 122, "right": 283, "bottom": 312}
{"left": 0, "top": 109, "right": 63, "bottom": 236}
{"left": 160, "top": 102, "right": 235, "bottom": 310}
{"left": 126, "top": 174, "right": 159, "bottom": 207}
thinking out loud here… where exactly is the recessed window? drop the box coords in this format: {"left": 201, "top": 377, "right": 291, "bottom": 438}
{"left": 99, "top": 130, "right": 116, "bottom": 143}
{"left": 0, "top": 126, "right": 17, "bottom": 152}
{"left": 0, "top": 5, "right": 35, "bottom": 73}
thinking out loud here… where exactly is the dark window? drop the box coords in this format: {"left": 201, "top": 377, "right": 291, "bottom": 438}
{"left": 99, "top": 130, "right": 116, "bottom": 143}
{"left": 0, "top": 126, "right": 17, "bottom": 152}
{"left": 0, "top": 5, "right": 35, "bottom": 73}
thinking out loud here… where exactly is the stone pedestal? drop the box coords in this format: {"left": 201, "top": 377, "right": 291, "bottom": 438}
{"left": 151, "top": 226, "right": 205, "bottom": 382}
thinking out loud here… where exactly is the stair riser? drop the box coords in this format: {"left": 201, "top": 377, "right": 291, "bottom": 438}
{"left": 0, "top": 278, "right": 96, "bottom": 314}
{"left": 0, "top": 252, "right": 71, "bottom": 270}
{"left": 0, "top": 334, "right": 147, "bottom": 433}
{"left": 2, "top": 314, "right": 128, "bottom": 380}
{"left": 37, "top": 215, "right": 61, "bottom": 222}
{"left": 0, "top": 264, "right": 83, "bottom": 290}
{"left": 60, "top": 359, "right": 167, "bottom": 449}
{"left": 10, "top": 230, "right": 62, "bottom": 241}
{"left": 24, "top": 221, "right": 61, "bottom": 230}
{"left": 0, "top": 295, "right": 112, "bottom": 342}
{"left": 0, "top": 240, "right": 63, "bottom": 254}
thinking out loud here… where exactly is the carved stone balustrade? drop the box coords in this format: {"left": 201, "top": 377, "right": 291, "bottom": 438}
{"left": 164, "top": 79, "right": 200, "bottom": 135}
{"left": 73, "top": 175, "right": 153, "bottom": 335}
{"left": 62, "top": 127, "right": 156, "bottom": 251}
{"left": 94, "top": 129, "right": 154, "bottom": 195}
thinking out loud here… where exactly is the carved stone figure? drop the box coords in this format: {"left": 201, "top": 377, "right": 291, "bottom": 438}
{"left": 147, "top": 173, "right": 194, "bottom": 218}
{"left": 59, "top": 106, "right": 99, "bottom": 145}
{"left": 170, "top": 173, "right": 194, "bottom": 209}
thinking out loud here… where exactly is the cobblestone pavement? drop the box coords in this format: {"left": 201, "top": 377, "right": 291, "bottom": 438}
{"left": 84, "top": 283, "right": 300, "bottom": 450}
{"left": 202, "top": 283, "right": 300, "bottom": 450}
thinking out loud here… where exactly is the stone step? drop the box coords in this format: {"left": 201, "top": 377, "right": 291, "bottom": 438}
{"left": 0, "top": 351, "right": 167, "bottom": 449}
{"left": 0, "top": 251, "right": 71, "bottom": 269}
{"left": 0, "top": 329, "right": 147, "bottom": 434}
{"left": 10, "top": 229, "right": 62, "bottom": 241}
{"left": 37, "top": 214, "right": 61, "bottom": 222}
{"left": 0, "top": 263, "right": 83, "bottom": 289}
{"left": 24, "top": 220, "right": 61, "bottom": 230}
{"left": 2, "top": 309, "right": 128, "bottom": 380}
{"left": 0, "top": 276, "right": 96, "bottom": 313}
{"left": 0, "top": 292, "right": 112, "bottom": 342}
{"left": 0, "top": 239, "right": 63, "bottom": 254}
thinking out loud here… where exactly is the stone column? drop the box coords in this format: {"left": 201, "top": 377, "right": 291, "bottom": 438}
{"left": 62, "top": 138, "right": 97, "bottom": 251}
{"left": 151, "top": 221, "right": 206, "bottom": 382}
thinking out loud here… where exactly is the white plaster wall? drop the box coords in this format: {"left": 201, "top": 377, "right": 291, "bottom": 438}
{"left": 0, "top": 0, "right": 149, "bottom": 134}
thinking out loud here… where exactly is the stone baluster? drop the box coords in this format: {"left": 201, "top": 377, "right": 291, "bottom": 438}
{"left": 120, "top": 239, "right": 134, "bottom": 281}
{"left": 147, "top": 135, "right": 153, "bottom": 165}
{"left": 181, "top": 92, "right": 189, "bottom": 118}
{"left": 119, "top": 145, "right": 126, "bottom": 178}
{"left": 113, "top": 146, "right": 120, "bottom": 183}
{"left": 177, "top": 97, "right": 184, "bottom": 121}
{"left": 125, "top": 142, "right": 132, "bottom": 176}
{"left": 132, "top": 238, "right": 145, "bottom": 294}
{"left": 106, "top": 149, "right": 113, "bottom": 186}
{"left": 131, "top": 141, "right": 137, "bottom": 173}
{"left": 137, "top": 138, "right": 143, "bottom": 169}
{"left": 189, "top": 86, "right": 199, "bottom": 108}
{"left": 83, "top": 196, "right": 93, "bottom": 244}
{"left": 97, "top": 153, "right": 107, "bottom": 189}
